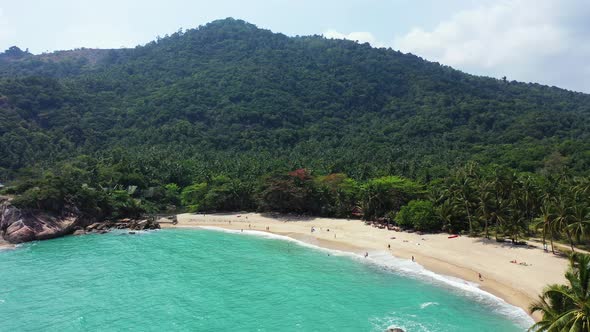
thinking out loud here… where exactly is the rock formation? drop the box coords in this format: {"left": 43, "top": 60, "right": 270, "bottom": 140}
{"left": 84, "top": 218, "right": 160, "bottom": 233}
{"left": 0, "top": 197, "right": 160, "bottom": 244}
{"left": 0, "top": 197, "right": 87, "bottom": 243}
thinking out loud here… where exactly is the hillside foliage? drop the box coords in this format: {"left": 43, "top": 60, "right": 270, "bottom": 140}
{"left": 0, "top": 19, "right": 589, "bottom": 240}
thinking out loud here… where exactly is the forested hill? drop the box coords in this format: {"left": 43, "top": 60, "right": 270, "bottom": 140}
{"left": 1, "top": 18, "right": 589, "bottom": 184}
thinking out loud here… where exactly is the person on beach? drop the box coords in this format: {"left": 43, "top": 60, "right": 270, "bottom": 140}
{"left": 365, "top": 252, "right": 368, "bottom": 258}
{"left": 478, "top": 273, "right": 483, "bottom": 281}
{"left": 388, "top": 244, "right": 391, "bottom": 249}
{"left": 412, "top": 256, "right": 415, "bottom": 262}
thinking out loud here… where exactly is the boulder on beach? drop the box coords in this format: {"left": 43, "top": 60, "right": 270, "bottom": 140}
{"left": 1, "top": 197, "right": 160, "bottom": 244}
{"left": 73, "top": 229, "right": 86, "bottom": 236}
{"left": 127, "top": 218, "right": 160, "bottom": 231}
{"left": 0, "top": 198, "right": 85, "bottom": 244}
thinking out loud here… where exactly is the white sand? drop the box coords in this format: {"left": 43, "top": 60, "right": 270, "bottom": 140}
{"left": 165, "top": 212, "right": 570, "bottom": 320}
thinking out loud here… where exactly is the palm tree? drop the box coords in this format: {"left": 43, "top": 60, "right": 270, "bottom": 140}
{"left": 490, "top": 169, "right": 512, "bottom": 241}
{"left": 529, "top": 253, "right": 590, "bottom": 331}
{"left": 475, "top": 180, "right": 493, "bottom": 239}
{"left": 436, "top": 199, "right": 455, "bottom": 232}
{"left": 519, "top": 174, "right": 540, "bottom": 233}
{"left": 534, "top": 202, "right": 556, "bottom": 254}
{"left": 568, "top": 203, "right": 590, "bottom": 244}
{"left": 450, "top": 176, "right": 476, "bottom": 235}
{"left": 553, "top": 196, "right": 576, "bottom": 252}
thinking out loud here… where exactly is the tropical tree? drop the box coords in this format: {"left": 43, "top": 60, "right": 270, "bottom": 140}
{"left": 436, "top": 199, "right": 457, "bottom": 232}
{"left": 530, "top": 253, "right": 590, "bottom": 331}
{"left": 180, "top": 182, "right": 208, "bottom": 212}
{"left": 475, "top": 179, "right": 493, "bottom": 238}
{"left": 519, "top": 174, "right": 541, "bottom": 230}
{"left": 490, "top": 169, "right": 511, "bottom": 241}
{"left": 315, "top": 173, "right": 360, "bottom": 217}
{"left": 553, "top": 196, "right": 576, "bottom": 252}
{"left": 257, "top": 169, "right": 319, "bottom": 214}
{"left": 449, "top": 174, "right": 476, "bottom": 235}
{"left": 535, "top": 202, "right": 556, "bottom": 254}
{"left": 360, "top": 176, "right": 423, "bottom": 221}
{"left": 395, "top": 200, "right": 438, "bottom": 232}
{"left": 506, "top": 196, "right": 528, "bottom": 244}
{"left": 568, "top": 203, "right": 590, "bottom": 245}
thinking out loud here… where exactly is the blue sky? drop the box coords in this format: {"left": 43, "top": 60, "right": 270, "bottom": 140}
{"left": 0, "top": 0, "right": 588, "bottom": 93}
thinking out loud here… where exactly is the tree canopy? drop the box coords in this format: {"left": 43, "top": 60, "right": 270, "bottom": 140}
{"left": 0, "top": 18, "right": 588, "bottom": 185}
{"left": 1, "top": 19, "right": 589, "bottom": 240}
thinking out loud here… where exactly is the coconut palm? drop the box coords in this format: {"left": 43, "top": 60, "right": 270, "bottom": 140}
{"left": 488, "top": 167, "right": 514, "bottom": 241}
{"left": 553, "top": 196, "right": 576, "bottom": 252}
{"left": 450, "top": 176, "right": 476, "bottom": 235}
{"left": 568, "top": 203, "right": 590, "bottom": 244}
{"left": 518, "top": 174, "right": 540, "bottom": 230}
{"left": 475, "top": 179, "right": 493, "bottom": 239}
{"left": 534, "top": 202, "right": 556, "bottom": 254}
{"left": 436, "top": 198, "right": 455, "bottom": 232}
{"left": 529, "top": 253, "right": 590, "bottom": 331}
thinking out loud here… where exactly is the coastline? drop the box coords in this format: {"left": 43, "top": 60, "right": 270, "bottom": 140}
{"left": 166, "top": 212, "right": 570, "bottom": 322}
{"left": 0, "top": 239, "right": 14, "bottom": 250}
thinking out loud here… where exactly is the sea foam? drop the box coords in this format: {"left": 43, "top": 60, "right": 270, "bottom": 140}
{"left": 198, "top": 225, "right": 535, "bottom": 328}
{"left": 420, "top": 301, "right": 439, "bottom": 309}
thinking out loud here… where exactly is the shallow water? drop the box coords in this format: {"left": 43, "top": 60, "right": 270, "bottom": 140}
{"left": 0, "top": 229, "right": 530, "bottom": 331}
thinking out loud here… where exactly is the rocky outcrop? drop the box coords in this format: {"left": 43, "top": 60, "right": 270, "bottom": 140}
{"left": 0, "top": 197, "right": 160, "bottom": 244}
{"left": 84, "top": 218, "right": 160, "bottom": 233}
{"left": 385, "top": 328, "right": 405, "bottom": 332}
{"left": 0, "top": 198, "right": 88, "bottom": 244}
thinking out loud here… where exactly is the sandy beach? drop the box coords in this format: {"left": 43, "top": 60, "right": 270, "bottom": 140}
{"left": 0, "top": 239, "right": 14, "bottom": 250}
{"left": 165, "top": 212, "right": 570, "bottom": 320}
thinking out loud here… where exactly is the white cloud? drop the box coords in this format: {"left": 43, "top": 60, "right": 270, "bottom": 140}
{"left": 323, "top": 29, "right": 383, "bottom": 47}
{"left": 393, "top": 0, "right": 590, "bottom": 93}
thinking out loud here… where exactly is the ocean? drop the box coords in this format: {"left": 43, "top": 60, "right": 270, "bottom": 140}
{"left": 0, "top": 228, "right": 532, "bottom": 331}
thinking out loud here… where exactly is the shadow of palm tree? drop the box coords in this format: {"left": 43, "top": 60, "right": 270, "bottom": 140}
{"left": 473, "top": 237, "right": 537, "bottom": 250}
{"left": 259, "top": 212, "right": 318, "bottom": 222}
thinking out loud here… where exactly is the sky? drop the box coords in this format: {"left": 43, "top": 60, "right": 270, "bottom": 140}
{"left": 0, "top": 0, "right": 588, "bottom": 93}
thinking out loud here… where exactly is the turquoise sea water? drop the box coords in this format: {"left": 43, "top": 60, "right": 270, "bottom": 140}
{"left": 0, "top": 228, "right": 531, "bottom": 331}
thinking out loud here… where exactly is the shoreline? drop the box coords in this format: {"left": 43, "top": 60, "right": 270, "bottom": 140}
{"left": 166, "top": 212, "right": 570, "bottom": 322}
{"left": 0, "top": 239, "right": 14, "bottom": 250}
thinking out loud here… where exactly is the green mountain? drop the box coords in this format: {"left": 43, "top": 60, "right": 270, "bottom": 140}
{"left": 1, "top": 18, "right": 589, "bottom": 184}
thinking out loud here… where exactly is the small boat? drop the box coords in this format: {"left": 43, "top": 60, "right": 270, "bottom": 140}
{"left": 448, "top": 235, "right": 459, "bottom": 239}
